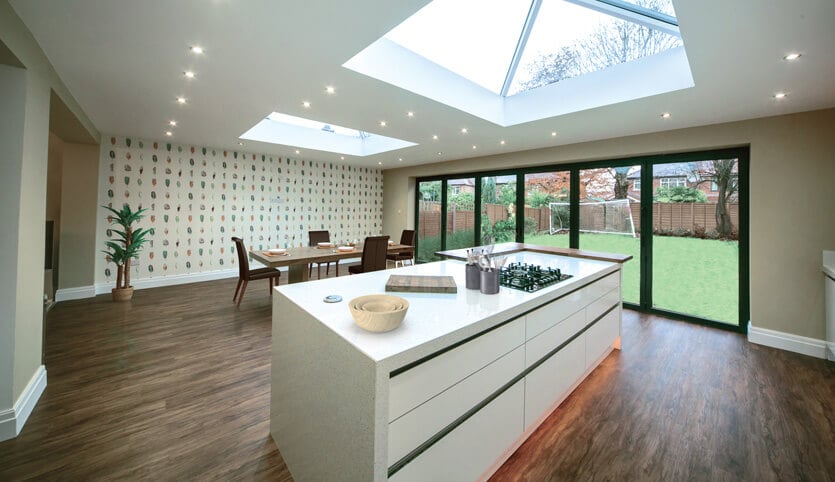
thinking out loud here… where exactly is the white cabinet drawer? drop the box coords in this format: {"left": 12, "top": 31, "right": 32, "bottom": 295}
{"left": 585, "top": 307, "right": 620, "bottom": 370}
{"left": 388, "top": 345, "right": 524, "bottom": 465}
{"left": 389, "top": 317, "right": 525, "bottom": 422}
{"left": 389, "top": 381, "right": 525, "bottom": 482}
{"left": 525, "top": 310, "right": 585, "bottom": 368}
{"left": 523, "top": 335, "right": 585, "bottom": 431}
{"left": 586, "top": 287, "right": 620, "bottom": 324}
{"left": 525, "top": 287, "right": 588, "bottom": 340}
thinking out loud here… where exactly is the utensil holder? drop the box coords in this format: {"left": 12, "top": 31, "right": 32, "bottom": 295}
{"left": 465, "top": 264, "right": 480, "bottom": 290}
{"left": 480, "top": 269, "right": 499, "bottom": 295}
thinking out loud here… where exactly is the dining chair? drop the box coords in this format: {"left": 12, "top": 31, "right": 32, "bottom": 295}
{"left": 231, "top": 237, "right": 281, "bottom": 307}
{"left": 308, "top": 230, "right": 338, "bottom": 278}
{"left": 386, "top": 229, "right": 416, "bottom": 268}
{"left": 348, "top": 235, "right": 390, "bottom": 274}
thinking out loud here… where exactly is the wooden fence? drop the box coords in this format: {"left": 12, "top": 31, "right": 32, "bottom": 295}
{"left": 418, "top": 202, "right": 739, "bottom": 239}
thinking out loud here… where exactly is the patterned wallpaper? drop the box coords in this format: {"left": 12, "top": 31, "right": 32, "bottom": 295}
{"left": 95, "top": 136, "right": 383, "bottom": 285}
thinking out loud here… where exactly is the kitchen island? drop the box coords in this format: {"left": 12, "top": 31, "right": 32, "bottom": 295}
{"left": 270, "top": 249, "right": 626, "bottom": 481}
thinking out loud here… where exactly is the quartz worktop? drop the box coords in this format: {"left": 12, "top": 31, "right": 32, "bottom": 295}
{"left": 275, "top": 251, "right": 618, "bottom": 371}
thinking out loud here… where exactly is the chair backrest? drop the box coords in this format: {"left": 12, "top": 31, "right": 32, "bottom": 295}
{"left": 361, "top": 235, "right": 390, "bottom": 272}
{"left": 309, "top": 230, "right": 330, "bottom": 246}
{"left": 399, "top": 229, "right": 416, "bottom": 246}
{"left": 231, "top": 237, "right": 249, "bottom": 278}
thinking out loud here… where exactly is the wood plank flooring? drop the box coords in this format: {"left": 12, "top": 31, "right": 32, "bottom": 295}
{"left": 1, "top": 276, "right": 833, "bottom": 480}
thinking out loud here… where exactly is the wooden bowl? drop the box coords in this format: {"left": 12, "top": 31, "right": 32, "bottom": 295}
{"left": 349, "top": 294, "right": 409, "bottom": 332}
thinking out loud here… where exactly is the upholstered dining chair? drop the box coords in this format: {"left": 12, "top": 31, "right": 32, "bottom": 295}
{"left": 308, "top": 230, "right": 338, "bottom": 278}
{"left": 231, "top": 237, "right": 281, "bottom": 307}
{"left": 386, "top": 229, "right": 416, "bottom": 268}
{"left": 348, "top": 235, "right": 390, "bottom": 275}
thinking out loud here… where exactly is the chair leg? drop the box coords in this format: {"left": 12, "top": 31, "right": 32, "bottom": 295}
{"left": 268, "top": 277, "right": 273, "bottom": 296}
{"left": 233, "top": 278, "right": 243, "bottom": 301}
{"left": 326, "top": 262, "right": 330, "bottom": 276}
{"left": 236, "top": 280, "right": 248, "bottom": 308}
{"left": 336, "top": 262, "right": 339, "bottom": 277}
{"left": 318, "top": 263, "right": 322, "bottom": 279}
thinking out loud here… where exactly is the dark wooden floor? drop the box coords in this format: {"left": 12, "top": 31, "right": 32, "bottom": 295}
{"left": 1, "top": 275, "right": 833, "bottom": 481}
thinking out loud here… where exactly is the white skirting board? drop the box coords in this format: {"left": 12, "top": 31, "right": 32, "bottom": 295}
{"left": 55, "top": 285, "right": 96, "bottom": 302}
{"left": 0, "top": 365, "right": 47, "bottom": 442}
{"left": 748, "top": 322, "right": 828, "bottom": 359}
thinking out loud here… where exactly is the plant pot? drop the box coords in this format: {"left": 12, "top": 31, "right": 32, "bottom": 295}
{"left": 111, "top": 287, "right": 134, "bottom": 301}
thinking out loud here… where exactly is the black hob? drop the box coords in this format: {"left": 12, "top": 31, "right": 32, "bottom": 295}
{"left": 499, "top": 262, "right": 573, "bottom": 292}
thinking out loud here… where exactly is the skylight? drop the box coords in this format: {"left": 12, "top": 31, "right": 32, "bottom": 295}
{"left": 344, "top": 0, "right": 693, "bottom": 126}
{"left": 240, "top": 112, "right": 416, "bottom": 156}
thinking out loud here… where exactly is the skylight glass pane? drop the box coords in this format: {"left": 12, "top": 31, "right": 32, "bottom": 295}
{"left": 385, "top": 0, "right": 532, "bottom": 94}
{"left": 616, "top": 0, "right": 676, "bottom": 18}
{"left": 508, "top": 0, "right": 683, "bottom": 96}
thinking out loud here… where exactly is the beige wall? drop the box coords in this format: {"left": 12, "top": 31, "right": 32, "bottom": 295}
{"left": 58, "top": 142, "right": 99, "bottom": 290}
{"left": 0, "top": 0, "right": 99, "bottom": 434}
{"left": 383, "top": 108, "right": 835, "bottom": 340}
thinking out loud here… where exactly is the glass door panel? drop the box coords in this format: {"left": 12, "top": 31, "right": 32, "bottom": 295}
{"left": 417, "top": 180, "right": 442, "bottom": 263}
{"left": 446, "top": 178, "right": 477, "bottom": 251}
{"left": 651, "top": 160, "right": 739, "bottom": 325}
{"left": 523, "top": 171, "right": 570, "bottom": 247}
{"left": 480, "top": 175, "right": 516, "bottom": 244}
{"left": 578, "top": 166, "right": 640, "bottom": 304}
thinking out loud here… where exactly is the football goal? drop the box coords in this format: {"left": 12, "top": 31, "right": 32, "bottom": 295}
{"left": 549, "top": 199, "right": 636, "bottom": 237}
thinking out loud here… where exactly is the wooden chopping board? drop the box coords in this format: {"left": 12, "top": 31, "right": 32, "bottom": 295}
{"left": 385, "top": 275, "right": 457, "bottom": 294}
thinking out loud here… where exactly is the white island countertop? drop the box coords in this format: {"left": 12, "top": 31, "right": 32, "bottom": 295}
{"left": 276, "top": 251, "right": 619, "bottom": 372}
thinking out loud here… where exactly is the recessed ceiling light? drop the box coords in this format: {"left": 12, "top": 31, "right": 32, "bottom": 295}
{"left": 340, "top": 156, "right": 345, "bottom": 160}
{"left": 437, "top": 152, "right": 443, "bottom": 155}
{"left": 169, "top": 120, "right": 177, "bottom": 126}
{"left": 326, "top": 86, "right": 335, "bottom": 94}
{"left": 295, "top": 149, "right": 300, "bottom": 154}
{"left": 378, "top": 161, "right": 382, "bottom": 165}
{"left": 432, "top": 135, "right": 438, "bottom": 140}
{"left": 380, "top": 121, "right": 387, "bottom": 127}
{"left": 472, "top": 145, "right": 477, "bottom": 149}
{"left": 407, "top": 111, "right": 414, "bottom": 117}
{"left": 165, "top": 131, "right": 173, "bottom": 137}
{"left": 184, "top": 71, "right": 195, "bottom": 79}
{"left": 398, "top": 158, "right": 403, "bottom": 161}
{"left": 783, "top": 53, "right": 801, "bottom": 61}
{"left": 238, "top": 142, "right": 243, "bottom": 146}
{"left": 500, "top": 140, "right": 506, "bottom": 145}
{"left": 461, "top": 128, "right": 468, "bottom": 134}
{"left": 176, "top": 97, "right": 186, "bottom": 104}
{"left": 302, "top": 101, "right": 311, "bottom": 108}
{"left": 774, "top": 92, "right": 787, "bottom": 99}
{"left": 190, "top": 46, "right": 204, "bottom": 54}
{"left": 661, "top": 112, "right": 671, "bottom": 118}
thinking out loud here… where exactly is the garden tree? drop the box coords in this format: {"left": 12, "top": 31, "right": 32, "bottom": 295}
{"left": 654, "top": 185, "right": 708, "bottom": 203}
{"left": 612, "top": 167, "right": 631, "bottom": 199}
{"left": 481, "top": 177, "right": 498, "bottom": 204}
{"left": 516, "top": 0, "right": 680, "bottom": 91}
{"left": 697, "top": 159, "right": 738, "bottom": 237}
{"left": 419, "top": 180, "right": 441, "bottom": 202}
{"left": 526, "top": 190, "right": 557, "bottom": 208}
{"left": 524, "top": 172, "right": 571, "bottom": 203}
{"left": 448, "top": 191, "right": 475, "bottom": 211}
{"left": 498, "top": 183, "right": 517, "bottom": 206}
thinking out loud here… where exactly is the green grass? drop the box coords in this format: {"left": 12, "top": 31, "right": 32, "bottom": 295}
{"left": 526, "top": 233, "right": 739, "bottom": 325}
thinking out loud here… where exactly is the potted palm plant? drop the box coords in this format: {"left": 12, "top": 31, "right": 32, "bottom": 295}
{"left": 102, "top": 204, "right": 149, "bottom": 301}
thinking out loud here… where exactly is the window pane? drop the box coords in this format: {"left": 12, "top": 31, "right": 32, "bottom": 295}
{"left": 417, "top": 180, "right": 442, "bottom": 263}
{"left": 651, "top": 160, "right": 739, "bottom": 325}
{"left": 508, "top": 0, "right": 682, "bottom": 95}
{"left": 446, "top": 178, "right": 476, "bottom": 250}
{"left": 579, "top": 166, "right": 640, "bottom": 304}
{"left": 385, "top": 0, "right": 531, "bottom": 94}
{"left": 481, "top": 176, "right": 517, "bottom": 244}
{"left": 618, "top": 0, "right": 677, "bottom": 18}
{"left": 523, "top": 171, "right": 570, "bottom": 248}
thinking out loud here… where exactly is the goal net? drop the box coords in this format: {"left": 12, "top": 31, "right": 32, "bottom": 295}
{"left": 549, "top": 199, "right": 636, "bottom": 237}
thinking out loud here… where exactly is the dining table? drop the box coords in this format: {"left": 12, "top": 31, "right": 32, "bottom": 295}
{"left": 249, "top": 243, "right": 414, "bottom": 283}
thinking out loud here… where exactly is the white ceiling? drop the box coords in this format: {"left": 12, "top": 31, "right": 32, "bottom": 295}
{"left": 11, "top": 0, "right": 835, "bottom": 168}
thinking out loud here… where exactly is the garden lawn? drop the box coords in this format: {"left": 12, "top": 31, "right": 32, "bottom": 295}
{"left": 525, "top": 233, "right": 739, "bottom": 325}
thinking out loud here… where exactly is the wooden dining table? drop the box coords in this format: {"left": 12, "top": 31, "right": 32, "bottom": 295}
{"left": 249, "top": 243, "right": 413, "bottom": 283}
